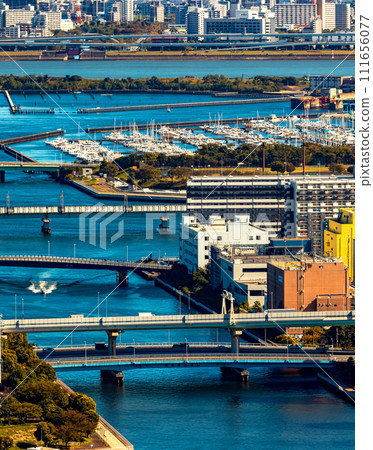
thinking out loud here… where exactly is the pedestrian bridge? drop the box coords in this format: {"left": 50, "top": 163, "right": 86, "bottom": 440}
{"left": 0, "top": 204, "right": 187, "bottom": 216}
{"left": 0, "top": 254, "right": 172, "bottom": 273}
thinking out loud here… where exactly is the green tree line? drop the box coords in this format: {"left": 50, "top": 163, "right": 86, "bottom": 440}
{"left": 115, "top": 141, "right": 355, "bottom": 170}
{"left": 0, "top": 334, "right": 99, "bottom": 447}
{"left": 0, "top": 74, "right": 301, "bottom": 93}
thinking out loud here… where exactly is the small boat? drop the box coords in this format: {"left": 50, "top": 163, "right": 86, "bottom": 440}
{"left": 167, "top": 107, "right": 171, "bottom": 113}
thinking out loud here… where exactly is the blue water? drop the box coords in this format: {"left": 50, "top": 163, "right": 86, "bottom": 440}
{"left": 0, "top": 65, "right": 354, "bottom": 448}
{"left": 0, "top": 58, "right": 354, "bottom": 78}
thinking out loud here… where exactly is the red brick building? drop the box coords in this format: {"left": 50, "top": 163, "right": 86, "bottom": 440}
{"left": 267, "top": 259, "right": 350, "bottom": 312}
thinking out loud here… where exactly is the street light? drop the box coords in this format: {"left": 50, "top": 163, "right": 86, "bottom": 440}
{"left": 73, "top": 243, "right": 76, "bottom": 258}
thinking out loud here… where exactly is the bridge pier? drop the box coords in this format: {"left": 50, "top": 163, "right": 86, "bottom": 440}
{"left": 230, "top": 329, "right": 243, "bottom": 355}
{"left": 41, "top": 215, "right": 51, "bottom": 234}
{"left": 0, "top": 171, "right": 4, "bottom": 183}
{"left": 107, "top": 330, "right": 119, "bottom": 356}
{"left": 221, "top": 367, "right": 249, "bottom": 383}
{"left": 100, "top": 370, "right": 124, "bottom": 386}
{"left": 116, "top": 271, "right": 128, "bottom": 287}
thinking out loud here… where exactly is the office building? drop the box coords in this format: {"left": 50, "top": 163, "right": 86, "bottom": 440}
{"left": 179, "top": 214, "right": 269, "bottom": 273}
{"left": 205, "top": 16, "right": 266, "bottom": 33}
{"left": 335, "top": 2, "right": 350, "bottom": 29}
{"left": 324, "top": 207, "right": 355, "bottom": 282}
{"left": 267, "top": 257, "right": 351, "bottom": 311}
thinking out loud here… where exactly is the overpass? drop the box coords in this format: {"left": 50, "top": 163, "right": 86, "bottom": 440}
{"left": 2, "top": 310, "right": 355, "bottom": 356}
{"left": 0, "top": 32, "right": 354, "bottom": 51}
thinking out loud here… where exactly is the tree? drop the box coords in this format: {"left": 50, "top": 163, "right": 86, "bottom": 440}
{"left": 16, "top": 381, "right": 69, "bottom": 408}
{"left": 285, "top": 162, "right": 295, "bottom": 173}
{"left": 335, "top": 163, "right": 346, "bottom": 174}
{"left": 54, "top": 410, "right": 98, "bottom": 445}
{"left": 270, "top": 161, "right": 285, "bottom": 174}
{"left": 100, "top": 161, "right": 119, "bottom": 178}
{"left": 69, "top": 393, "right": 96, "bottom": 413}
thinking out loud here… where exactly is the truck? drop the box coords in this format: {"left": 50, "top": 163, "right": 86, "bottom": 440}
{"left": 138, "top": 312, "right": 154, "bottom": 317}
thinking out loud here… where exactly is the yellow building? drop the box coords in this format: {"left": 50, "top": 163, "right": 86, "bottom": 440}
{"left": 324, "top": 208, "right": 355, "bottom": 282}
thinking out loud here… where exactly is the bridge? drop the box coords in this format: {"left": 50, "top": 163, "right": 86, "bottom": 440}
{"left": 2, "top": 310, "right": 354, "bottom": 357}
{"left": 0, "top": 254, "right": 172, "bottom": 285}
{"left": 0, "top": 203, "right": 187, "bottom": 217}
{"left": 0, "top": 32, "right": 355, "bottom": 51}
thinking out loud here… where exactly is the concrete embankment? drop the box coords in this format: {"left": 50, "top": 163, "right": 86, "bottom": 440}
{"left": 57, "top": 379, "right": 134, "bottom": 449}
{"left": 317, "top": 372, "right": 355, "bottom": 406}
{"left": 72, "top": 180, "right": 186, "bottom": 202}
{"left": 78, "top": 97, "right": 292, "bottom": 114}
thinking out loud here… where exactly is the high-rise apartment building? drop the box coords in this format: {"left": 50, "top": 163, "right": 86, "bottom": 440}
{"left": 186, "top": 175, "right": 355, "bottom": 254}
{"left": 274, "top": 3, "right": 317, "bottom": 27}
{"left": 150, "top": 1, "right": 164, "bottom": 22}
{"left": 316, "top": 0, "right": 336, "bottom": 30}
{"left": 122, "top": 0, "right": 133, "bottom": 21}
{"left": 186, "top": 7, "right": 207, "bottom": 34}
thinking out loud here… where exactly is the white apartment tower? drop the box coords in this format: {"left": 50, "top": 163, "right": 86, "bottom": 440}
{"left": 186, "top": 7, "right": 207, "bottom": 35}
{"left": 122, "top": 0, "right": 133, "bottom": 21}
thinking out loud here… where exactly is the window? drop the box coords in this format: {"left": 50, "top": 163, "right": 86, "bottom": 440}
{"left": 205, "top": 236, "right": 209, "bottom": 241}
{"left": 249, "top": 236, "right": 254, "bottom": 240}
{"left": 217, "top": 236, "right": 222, "bottom": 241}
{"left": 256, "top": 236, "right": 261, "bottom": 240}
{"left": 205, "top": 255, "right": 209, "bottom": 259}
{"left": 319, "top": 265, "right": 323, "bottom": 269}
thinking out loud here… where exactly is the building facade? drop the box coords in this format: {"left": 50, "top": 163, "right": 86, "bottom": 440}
{"left": 267, "top": 258, "right": 350, "bottom": 311}
{"left": 186, "top": 175, "right": 355, "bottom": 253}
{"left": 179, "top": 214, "right": 269, "bottom": 273}
{"left": 324, "top": 207, "right": 355, "bottom": 282}
{"left": 274, "top": 3, "right": 317, "bottom": 27}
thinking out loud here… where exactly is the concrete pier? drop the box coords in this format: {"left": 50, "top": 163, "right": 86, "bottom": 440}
{"left": 101, "top": 369, "right": 124, "bottom": 386}
{"left": 0, "top": 171, "right": 4, "bottom": 183}
{"left": 117, "top": 271, "right": 129, "bottom": 287}
{"left": 107, "top": 330, "right": 120, "bottom": 356}
{"left": 230, "top": 329, "right": 243, "bottom": 355}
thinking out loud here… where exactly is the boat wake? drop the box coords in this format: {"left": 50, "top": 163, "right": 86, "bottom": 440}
{"left": 27, "top": 281, "right": 58, "bottom": 295}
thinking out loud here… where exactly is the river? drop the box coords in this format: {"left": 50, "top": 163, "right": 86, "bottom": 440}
{"left": 0, "top": 58, "right": 354, "bottom": 79}
{"left": 0, "top": 59, "right": 354, "bottom": 449}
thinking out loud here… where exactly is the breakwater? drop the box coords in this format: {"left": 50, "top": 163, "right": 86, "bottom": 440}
{"left": 86, "top": 113, "right": 320, "bottom": 133}
{"left": 0, "top": 130, "right": 65, "bottom": 146}
{"left": 78, "top": 96, "right": 292, "bottom": 114}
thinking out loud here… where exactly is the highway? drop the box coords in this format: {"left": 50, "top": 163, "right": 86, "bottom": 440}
{"left": 2, "top": 310, "right": 355, "bottom": 334}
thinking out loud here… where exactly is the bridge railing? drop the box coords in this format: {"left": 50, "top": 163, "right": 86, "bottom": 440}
{"left": 2, "top": 310, "right": 355, "bottom": 331}
{"left": 48, "top": 352, "right": 335, "bottom": 366}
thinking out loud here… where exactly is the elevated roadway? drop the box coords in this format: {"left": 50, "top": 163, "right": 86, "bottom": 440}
{"left": 2, "top": 310, "right": 355, "bottom": 335}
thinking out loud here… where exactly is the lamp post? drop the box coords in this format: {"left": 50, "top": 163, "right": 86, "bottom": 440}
{"left": 21, "top": 298, "right": 24, "bottom": 320}
{"left": 185, "top": 338, "right": 188, "bottom": 362}
{"left": 133, "top": 339, "right": 136, "bottom": 363}
{"left": 73, "top": 243, "right": 76, "bottom": 258}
